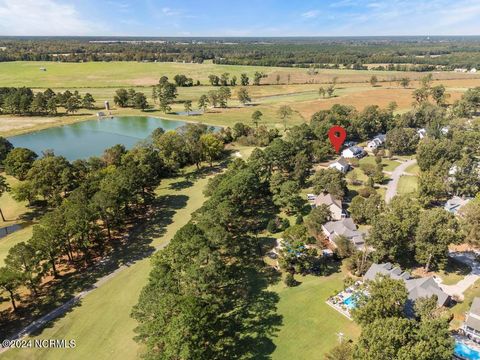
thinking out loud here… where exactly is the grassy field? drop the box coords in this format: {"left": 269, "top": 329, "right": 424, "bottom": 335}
{"left": 271, "top": 271, "right": 360, "bottom": 360}
{"left": 0, "top": 61, "right": 477, "bottom": 137}
{"left": 397, "top": 175, "right": 418, "bottom": 196}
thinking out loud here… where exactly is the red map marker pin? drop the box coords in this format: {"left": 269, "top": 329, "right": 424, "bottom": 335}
{"left": 328, "top": 126, "right": 347, "bottom": 153}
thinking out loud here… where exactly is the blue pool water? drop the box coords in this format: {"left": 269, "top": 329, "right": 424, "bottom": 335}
{"left": 343, "top": 295, "right": 357, "bottom": 310}
{"left": 455, "top": 341, "right": 480, "bottom": 360}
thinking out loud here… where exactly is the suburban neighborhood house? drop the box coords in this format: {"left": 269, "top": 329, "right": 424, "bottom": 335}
{"left": 364, "top": 263, "right": 450, "bottom": 308}
{"left": 341, "top": 145, "right": 366, "bottom": 159}
{"left": 462, "top": 297, "right": 480, "bottom": 344}
{"left": 367, "top": 134, "right": 386, "bottom": 150}
{"left": 322, "top": 218, "right": 366, "bottom": 250}
{"left": 313, "top": 192, "right": 345, "bottom": 220}
{"left": 328, "top": 156, "right": 350, "bottom": 173}
{"left": 444, "top": 196, "right": 472, "bottom": 215}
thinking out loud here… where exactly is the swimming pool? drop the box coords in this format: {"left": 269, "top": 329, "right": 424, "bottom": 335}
{"left": 343, "top": 295, "right": 357, "bottom": 310}
{"left": 455, "top": 341, "right": 480, "bottom": 360}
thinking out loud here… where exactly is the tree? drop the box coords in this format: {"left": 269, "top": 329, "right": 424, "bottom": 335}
{"left": 326, "top": 85, "right": 335, "bottom": 98}
{"left": 414, "top": 208, "right": 461, "bottom": 271}
{"left": 82, "top": 92, "right": 95, "bottom": 109}
{"left": 272, "top": 180, "right": 303, "bottom": 214}
{"left": 5, "top": 242, "right": 40, "bottom": 296}
{"left": 253, "top": 71, "right": 264, "bottom": 86}
{"left": 312, "top": 169, "right": 348, "bottom": 199}
{"left": 335, "top": 235, "right": 355, "bottom": 259}
{"left": 304, "top": 205, "right": 331, "bottom": 239}
{"left": 417, "top": 166, "right": 448, "bottom": 206}
{"left": 240, "top": 73, "right": 249, "bottom": 86}
{"left": 251, "top": 110, "right": 263, "bottom": 129}
{"left": 3, "top": 147, "right": 38, "bottom": 180}
{"left": 0, "top": 267, "right": 21, "bottom": 311}
{"left": 284, "top": 273, "right": 297, "bottom": 287}
{"left": 65, "top": 95, "right": 80, "bottom": 113}
{"left": 0, "top": 175, "right": 10, "bottom": 221}
{"left": 386, "top": 128, "right": 419, "bottom": 155}
{"left": 133, "top": 92, "right": 148, "bottom": 110}
{"left": 237, "top": 87, "right": 251, "bottom": 105}
{"left": 430, "top": 85, "right": 447, "bottom": 106}
{"left": 277, "top": 105, "right": 293, "bottom": 131}
{"left": 0, "top": 136, "right": 14, "bottom": 163}
{"left": 318, "top": 86, "right": 326, "bottom": 98}
{"left": 413, "top": 87, "right": 430, "bottom": 105}
{"left": 349, "top": 194, "right": 384, "bottom": 224}
{"left": 459, "top": 198, "right": 480, "bottom": 247}
{"left": 230, "top": 75, "right": 237, "bottom": 86}
{"left": 207, "top": 90, "right": 219, "bottom": 108}
{"left": 367, "top": 195, "right": 420, "bottom": 262}
{"left": 399, "top": 77, "right": 410, "bottom": 88}
{"left": 183, "top": 100, "right": 192, "bottom": 115}
{"left": 198, "top": 94, "right": 209, "bottom": 111}
{"left": 200, "top": 134, "right": 223, "bottom": 167}
{"left": 218, "top": 87, "right": 231, "bottom": 108}
{"left": 370, "top": 75, "right": 378, "bottom": 87}
{"left": 353, "top": 274, "right": 408, "bottom": 326}
{"left": 208, "top": 74, "right": 220, "bottom": 86}
{"left": 220, "top": 72, "right": 230, "bottom": 86}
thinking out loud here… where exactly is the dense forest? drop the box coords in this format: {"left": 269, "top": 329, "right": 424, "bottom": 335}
{"left": 1, "top": 36, "right": 480, "bottom": 69}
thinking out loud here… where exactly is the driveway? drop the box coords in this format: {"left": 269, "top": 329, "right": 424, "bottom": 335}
{"left": 439, "top": 252, "right": 480, "bottom": 301}
{"left": 385, "top": 159, "right": 417, "bottom": 203}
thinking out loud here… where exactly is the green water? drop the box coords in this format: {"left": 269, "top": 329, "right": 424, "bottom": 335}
{"left": 8, "top": 116, "right": 189, "bottom": 161}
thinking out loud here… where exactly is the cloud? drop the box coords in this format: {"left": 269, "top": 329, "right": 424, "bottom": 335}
{"left": 301, "top": 10, "right": 320, "bottom": 18}
{"left": 161, "top": 7, "right": 181, "bottom": 16}
{"left": 0, "top": 0, "right": 105, "bottom": 35}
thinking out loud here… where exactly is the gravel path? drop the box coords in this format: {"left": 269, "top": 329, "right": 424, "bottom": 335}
{"left": 385, "top": 159, "right": 417, "bottom": 203}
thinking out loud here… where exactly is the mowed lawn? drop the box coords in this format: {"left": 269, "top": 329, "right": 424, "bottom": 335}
{"left": 0, "top": 173, "right": 212, "bottom": 360}
{"left": 271, "top": 271, "right": 360, "bottom": 360}
{"left": 397, "top": 175, "right": 418, "bottom": 195}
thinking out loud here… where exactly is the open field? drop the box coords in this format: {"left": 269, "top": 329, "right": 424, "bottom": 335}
{"left": 1, "top": 61, "right": 479, "bottom": 137}
{"left": 271, "top": 270, "right": 360, "bottom": 360}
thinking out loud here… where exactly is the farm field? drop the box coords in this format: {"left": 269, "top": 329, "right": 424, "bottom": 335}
{"left": 1, "top": 61, "right": 479, "bottom": 137}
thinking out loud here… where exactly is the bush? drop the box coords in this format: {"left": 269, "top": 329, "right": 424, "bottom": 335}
{"left": 281, "top": 218, "right": 290, "bottom": 231}
{"left": 357, "top": 186, "right": 376, "bottom": 198}
{"left": 284, "top": 273, "right": 297, "bottom": 287}
{"left": 266, "top": 219, "right": 278, "bottom": 233}
{"left": 295, "top": 214, "right": 303, "bottom": 224}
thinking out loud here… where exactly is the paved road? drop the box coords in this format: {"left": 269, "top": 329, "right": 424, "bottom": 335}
{"left": 385, "top": 159, "right": 417, "bottom": 203}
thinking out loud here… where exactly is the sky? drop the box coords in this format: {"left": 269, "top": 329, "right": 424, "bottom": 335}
{"left": 0, "top": 0, "right": 479, "bottom": 37}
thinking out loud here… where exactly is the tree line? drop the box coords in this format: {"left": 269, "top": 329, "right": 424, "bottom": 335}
{"left": 0, "top": 123, "right": 225, "bottom": 316}
{"left": 0, "top": 87, "right": 95, "bottom": 115}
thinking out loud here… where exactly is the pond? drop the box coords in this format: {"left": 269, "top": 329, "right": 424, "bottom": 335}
{"left": 8, "top": 116, "right": 189, "bottom": 161}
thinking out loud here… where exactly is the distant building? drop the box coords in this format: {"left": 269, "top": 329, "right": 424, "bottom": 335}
{"left": 342, "top": 146, "right": 366, "bottom": 159}
{"left": 367, "top": 134, "right": 386, "bottom": 150}
{"left": 471, "top": 68, "right": 477, "bottom": 73}
{"left": 454, "top": 68, "right": 468, "bottom": 73}
{"left": 444, "top": 196, "right": 472, "bottom": 215}
{"left": 322, "top": 218, "right": 366, "bottom": 250}
{"left": 313, "top": 193, "right": 344, "bottom": 220}
{"left": 328, "top": 157, "right": 350, "bottom": 173}
{"left": 364, "top": 263, "right": 450, "bottom": 308}
{"left": 462, "top": 297, "right": 480, "bottom": 343}
{"left": 39, "top": 67, "right": 46, "bottom": 71}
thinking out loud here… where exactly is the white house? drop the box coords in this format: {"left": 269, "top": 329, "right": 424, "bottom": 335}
{"left": 367, "top": 134, "right": 386, "bottom": 150}
{"left": 341, "top": 146, "right": 365, "bottom": 159}
{"left": 417, "top": 128, "right": 427, "bottom": 139}
{"left": 329, "top": 157, "right": 350, "bottom": 173}
{"left": 314, "top": 193, "right": 344, "bottom": 220}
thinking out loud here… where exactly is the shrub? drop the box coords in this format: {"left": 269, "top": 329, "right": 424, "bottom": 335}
{"left": 284, "top": 273, "right": 297, "bottom": 287}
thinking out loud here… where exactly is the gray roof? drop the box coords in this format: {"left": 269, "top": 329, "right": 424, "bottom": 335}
{"left": 336, "top": 157, "right": 349, "bottom": 167}
{"left": 465, "top": 298, "right": 480, "bottom": 331}
{"left": 323, "top": 218, "right": 366, "bottom": 247}
{"left": 364, "top": 263, "right": 449, "bottom": 307}
{"left": 444, "top": 196, "right": 471, "bottom": 213}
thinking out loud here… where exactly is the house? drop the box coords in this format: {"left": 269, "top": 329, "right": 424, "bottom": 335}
{"left": 329, "top": 157, "right": 350, "bottom": 173}
{"left": 417, "top": 128, "right": 427, "bottom": 139}
{"left": 367, "top": 134, "right": 386, "bottom": 150}
{"left": 341, "top": 146, "right": 366, "bottom": 159}
{"left": 471, "top": 68, "right": 477, "bottom": 73}
{"left": 462, "top": 297, "right": 480, "bottom": 343}
{"left": 313, "top": 193, "right": 344, "bottom": 220}
{"left": 444, "top": 196, "right": 472, "bottom": 215}
{"left": 322, "top": 218, "right": 366, "bottom": 250}
{"left": 364, "top": 263, "right": 450, "bottom": 308}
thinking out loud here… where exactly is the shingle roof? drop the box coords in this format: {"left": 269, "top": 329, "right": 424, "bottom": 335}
{"left": 364, "top": 263, "right": 449, "bottom": 307}
{"left": 314, "top": 193, "right": 342, "bottom": 210}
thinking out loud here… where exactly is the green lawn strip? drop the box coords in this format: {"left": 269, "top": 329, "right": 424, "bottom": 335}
{"left": 0, "top": 172, "right": 213, "bottom": 360}
{"left": 397, "top": 175, "right": 418, "bottom": 196}
{"left": 271, "top": 270, "right": 360, "bottom": 360}
{"left": 450, "top": 279, "right": 480, "bottom": 329}
{"left": 405, "top": 163, "right": 421, "bottom": 175}
{"left": 358, "top": 156, "right": 400, "bottom": 172}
